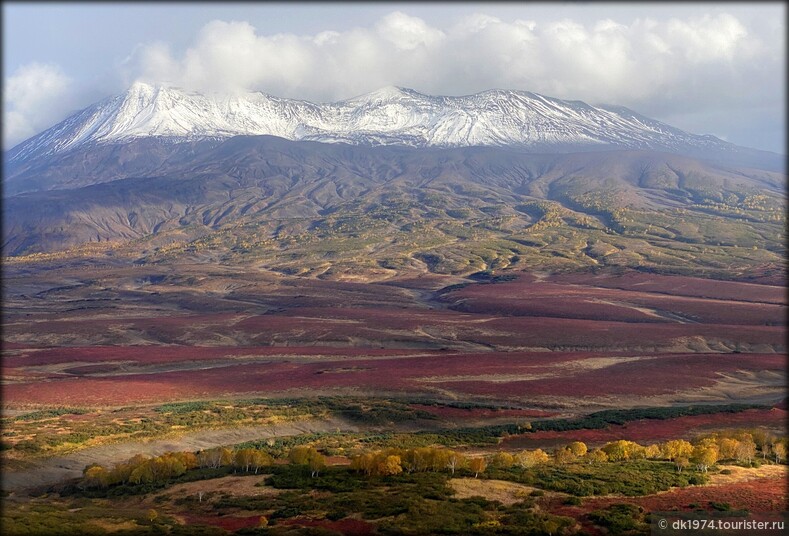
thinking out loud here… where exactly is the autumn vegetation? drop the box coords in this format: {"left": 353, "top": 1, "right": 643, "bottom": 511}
{"left": 30, "top": 425, "right": 780, "bottom": 535}
{"left": 76, "top": 428, "right": 785, "bottom": 494}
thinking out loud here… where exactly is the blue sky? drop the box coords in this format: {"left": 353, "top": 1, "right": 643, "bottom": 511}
{"left": 3, "top": 2, "right": 786, "bottom": 152}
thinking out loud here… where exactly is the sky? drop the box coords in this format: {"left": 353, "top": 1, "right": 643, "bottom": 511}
{"left": 3, "top": 2, "right": 786, "bottom": 153}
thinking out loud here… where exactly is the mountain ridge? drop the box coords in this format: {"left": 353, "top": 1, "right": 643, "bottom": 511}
{"left": 3, "top": 136, "right": 784, "bottom": 274}
{"left": 7, "top": 82, "right": 782, "bottom": 173}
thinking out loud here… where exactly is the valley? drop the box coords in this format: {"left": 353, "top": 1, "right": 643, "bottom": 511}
{"left": 2, "top": 83, "right": 786, "bottom": 534}
{"left": 2, "top": 260, "right": 786, "bottom": 535}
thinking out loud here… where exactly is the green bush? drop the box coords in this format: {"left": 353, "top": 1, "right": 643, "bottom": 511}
{"left": 588, "top": 503, "right": 647, "bottom": 534}
{"left": 491, "top": 460, "right": 707, "bottom": 497}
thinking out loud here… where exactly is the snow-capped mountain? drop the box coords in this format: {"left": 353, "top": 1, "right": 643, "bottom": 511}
{"left": 6, "top": 81, "right": 765, "bottom": 166}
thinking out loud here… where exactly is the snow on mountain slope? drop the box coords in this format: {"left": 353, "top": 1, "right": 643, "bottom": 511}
{"left": 2, "top": 81, "right": 767, "bottom": 164}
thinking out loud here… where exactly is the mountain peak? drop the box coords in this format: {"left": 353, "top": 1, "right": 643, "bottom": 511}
{"left": 7, "top": 84, "right": 780, "bottom": 171}
{"left": 346, "top": 85, "right": 419, "bottom": 103}
{"left": 128, "top": 79, "right": 156, "bottom": 92}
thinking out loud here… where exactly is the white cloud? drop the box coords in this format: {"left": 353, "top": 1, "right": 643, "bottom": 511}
{"left": 666, "top": 13, "right": 748, "bottom": 62}
{"left": 6, "top": 10, "right": 784, "bottom": 151}
{"left": 119, "top": 11, "right": 779, "bottom": 117}
{"left": 3, "top": 63, "right": 72, "bottom": 147}
{"left": 375, "top": 11, "right": 445, "bottom": 50}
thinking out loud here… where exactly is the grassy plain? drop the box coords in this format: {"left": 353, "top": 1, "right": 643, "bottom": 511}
{"left": 2, "top": 262, "right": 786, "bottom": 534}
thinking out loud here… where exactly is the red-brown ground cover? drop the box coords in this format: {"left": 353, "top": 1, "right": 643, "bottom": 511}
{"left": 549, "top": 475, "right": 787, "bottom": 520}
{"left": 442, "top": 272, "right": 785, "bottom": 325}
{"left": 547, "top": 272, "right": 786, "bottom": 304}
{"left": 181, "top": 514, "right": 262, "bottom": 531}
{"left": 1, "top": 345, "right": 423, "bottom": 368}
{"left": 3, "top": 350, "right": 782, "bottom": 406}
{"left": 2, "top": 272, "right": 785, "bottom": 411}
{"left": 430, "top": 353, "right": 785, "bottom": 397}
{"left": 447, "top": 286, "right": 784, "bottom": 326}
{"left": 502, "top": 407, "right": 788, "bottom": 449}
{"left": 4, "top": 277, "right": 785, "bottom": 353}
{"left": 474, "top": 316, "right": 783, "bottom": 349}
{"left": 279, "top": 517, "right": 376, "bottom": 535}
{"left": 409, "top": 404, "right": 558, "bottom": 420}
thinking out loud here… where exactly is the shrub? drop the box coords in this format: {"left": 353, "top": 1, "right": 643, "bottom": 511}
{"left": 589, "top": 503, "right": 647, "bottom": 533}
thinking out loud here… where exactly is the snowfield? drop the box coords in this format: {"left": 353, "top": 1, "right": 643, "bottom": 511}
{"left": 7, "top": 82, "right": 736, "bottom": 162}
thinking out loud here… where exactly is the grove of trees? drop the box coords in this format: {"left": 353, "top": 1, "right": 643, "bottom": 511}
{"left": 81, "top": 428, "right": 787, "bottom": 490}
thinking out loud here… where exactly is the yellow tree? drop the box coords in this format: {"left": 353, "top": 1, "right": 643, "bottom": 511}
{"left": 159, "top": 453, "right": 187, "bottom": 480}
{"left": 586, "top": 449, "right": 608, "bottom": 464}
{"left": 446, "top": 451, "right": 466, "bottom": 475}
{"left": 554, "top": 448, "right": 576, "bottom": 465}
{"left": 412, "top": 447, "right": 435, "bottom": 473}
{"left": 750, "top": 429, "right": 769, "bottom": 455}
{"left": 307, "top": 449, "right": 326, "bottom": 477}
{"left": 629, "top": 444, "right": 647, "bottom": 460}
{"left": 430, "top": 449, "right": 451, "bottom": 473}
{"left": 469, "top": 457, "right": 487, "bottom": 478}
{"left": 773, "top": 442, "right": 786, "bottom": 463}
{"left": 220, "top": 448, "right": 235, "bottom": 467}
{"left": 351, "top": 452, "right": 376, "bottom": 476}
{"left": 198, "top": 447, "right": 231, "bottom": 468}
{"left": 288, "top": 446, "right": 313, "bottom": 465}
{"left": 691, "top": 445, "right": 719, "bottom": 473}
{"left": 674, "top": 456, "right": 690, "bottom": 473}
{"left": 235, "top": 448, "right": 258, "bottom": 472}
{"left": 517, "top": 449, "right": 550, "bottom": 469}
{"left": 196, "top": 449, "right": 214, "bottom": 469}
{"left": 488, "top": 451, "right": 515, "bottom": 469}
{"left": 602, "top": 440, "right": 643, "bottom": 461}
{"left": 83, "top": 464, "right": 110, "bottom": 488}
{"left": 718, "top": 438, "right": 740, "bottom": 460}
{"left": 109, "top": 460, "right": 135, "bottom": 485}
{"left": 661, "top": 440, "right": 693, "bottom": 461}
{"left": 735, "top": 438, "right": 757, "bottom": 465}
{"left": 377, "top": 455, "right": 403, "bottom": 476}
{"left": 129, "top": 461, "right": 155, "bottom": 484}
{"left": 568, "top": 441, "right": 587, "bottom": 457}
{"left": 644, "top": 444, "right": 662, "bottom": 460}
{"left": 149, "top": 456, "right": 170, "bottom": 482}
{"left": 252, "top": 450, "right": 274, "bottom": 474}
{"left": 400, "top": 449, "right": 419, "bottom": 473}
{"left": 173, "top": 451, "right": 198, "bottom": 471}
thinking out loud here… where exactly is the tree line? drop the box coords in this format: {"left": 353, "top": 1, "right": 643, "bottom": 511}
{"left": 81, "top": 428, "right": 786, "bottom": 489}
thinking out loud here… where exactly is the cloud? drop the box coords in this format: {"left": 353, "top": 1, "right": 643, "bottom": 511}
{"left": 119, "top": 11, "right": 779, "bottom": 117}
{"left": 3, "top": 63, "right": 72, "bottom": 147}
{"left": 375, "top": 11, "right": 445, "bottom": 50}
{"left": 6, "top": 11, "right": 783, "bottom": 151}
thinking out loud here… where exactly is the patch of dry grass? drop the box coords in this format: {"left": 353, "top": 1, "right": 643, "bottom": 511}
{"left": 708, "top": 464, "right": 787, "bottom": 486}
{"left": 152, "top": 475, "right": 280, "bottom": 501}
{"left": 448, "top": 478, "right": 538, "bottom": 505}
